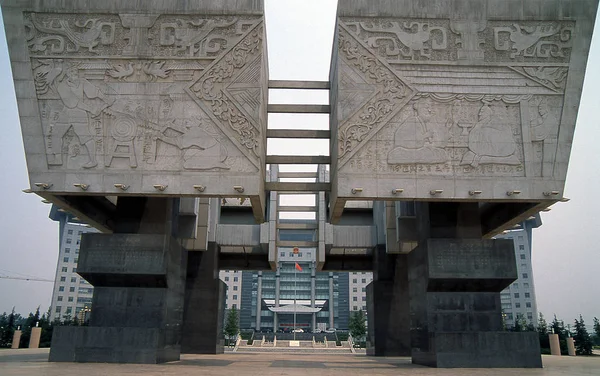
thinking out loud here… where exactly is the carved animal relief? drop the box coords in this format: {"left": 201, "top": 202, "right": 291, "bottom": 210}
{"left": 25, "top": 13, "right": 265, "bottom": 173}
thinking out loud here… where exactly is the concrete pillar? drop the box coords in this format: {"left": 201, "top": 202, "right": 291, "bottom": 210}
{"left": 49, "top": 198, "right": 187, "bottom": 364}
{"left": 255, "top": 272, "right": 262, "bottom": 330}
{"left": 408, "top": 203, "right": 542, "bottom": 368}
{"left": 367, "top": 249, "right": 410, "bottom": 356}
{"left": 181, "top": 244, "right": 225, "bottom": 354}
{"left": 11, "top": 330, "right": 21, "bottom": 349}
{"left": 567, "top": 337, "right": 576, "bottom": 356}
{"left": 29, "top": 326, "right": 41, "bottom": 349}
{"left": 273, "top": 312, "right": 278, "bottom": 332}
{"left": 549, "top": 334, "right": 561, "bottom": 356}
{"left": 328, "top": 273, "right": 334, "bottom": 329}
{"left": 311, "top": 262, "right": 316, "bottom": 331}
{"left": 274, "top": 264, "right": 280, "bottom": 332}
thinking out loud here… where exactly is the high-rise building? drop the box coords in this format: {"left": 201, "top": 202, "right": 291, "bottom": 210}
{"left": 349, "top": 272, "right": 373, "bottom": 313}
{"left": 496, "top": 216, "right": 542, "bottom": 328}
{"left": 49, "top": 206, "right": 98, "bottom": 322}
{"left": 219, "top": 270, "right": 242, "bottom": 310}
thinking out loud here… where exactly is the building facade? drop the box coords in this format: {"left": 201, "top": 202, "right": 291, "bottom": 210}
{"left": 497, "top": 216, "right": 542, "bottom": 328}
{"left": 49, "top": 206, "right": 98, "bottom": 322}
{"left": 349, "top": 272, "right": 373, "bottom": 313}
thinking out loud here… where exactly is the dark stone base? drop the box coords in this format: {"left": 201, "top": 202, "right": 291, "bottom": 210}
{"left": 411, "top": 332, "right": 542, "bottom": 368}
{"left": 49, "top": 326, "right": 180, "bottom": 364}
{"left": 366, "top": 281, "right": 410, "bottom": 356}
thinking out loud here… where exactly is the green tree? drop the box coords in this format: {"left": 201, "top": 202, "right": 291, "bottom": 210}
{"left": 513, "top": 313, "right": 529, "bottom": 332}
{"left": 573, "top": 315, "right": 593, "bottom": 355}
{"left": 224, "top": 307, "right": 239, "bottom": 346}
{"left": 0, "top": 308, "right": 16, "bottom": 348}
{"left": 538, "top": 313, "right": 550, "bottom": 350}
{"left": 348, "top": 310, "right": 367, "bottom": 343}
{"left": 593, "top": 317, "right": 600, "bottom": 346}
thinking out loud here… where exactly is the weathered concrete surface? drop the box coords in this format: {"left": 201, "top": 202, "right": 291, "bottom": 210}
{"left": 2, "top": 350, "right": 600, "bottom": 376}
{"left": 1, "top": 0, "right": 268, "bottom": 223}
{"left": 330, "top": 0, "right": 598, "bottom": 228}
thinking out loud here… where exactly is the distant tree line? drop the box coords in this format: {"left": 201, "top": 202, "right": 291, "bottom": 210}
{"left": 0, "top": 307, "right": 84, "bottom": 349}
{"left": 504, "top": 312, "right": 599, "bottom": 355}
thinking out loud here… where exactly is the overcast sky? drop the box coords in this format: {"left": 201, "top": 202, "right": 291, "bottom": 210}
{"left": 0, "top": 1, "right": 599, "bottom": 327}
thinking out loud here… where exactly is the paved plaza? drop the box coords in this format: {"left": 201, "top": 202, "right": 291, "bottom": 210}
{"left": 1, "top": 349, "right": 599, "bottom": 376}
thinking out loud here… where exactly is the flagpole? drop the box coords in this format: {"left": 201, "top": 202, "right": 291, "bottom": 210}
{"left": 294, "top": 261, "right": 297, "bottom": 341}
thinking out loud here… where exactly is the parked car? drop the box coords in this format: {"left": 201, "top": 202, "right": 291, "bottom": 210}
{"left": 324, "top": 328, "right": 336, "bottom": 333}
{"left": 292, "top": 328, "right": 304, "bottom": 333}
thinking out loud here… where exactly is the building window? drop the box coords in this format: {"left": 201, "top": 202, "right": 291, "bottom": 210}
{"left": 232, "top": 304, "right": 237, "bottom": 309}
{"left": 59, "top": 286, "right": 64, "bottom": 292}
{"left": 513, "top": 283, "right": 518, "bottom": 288}
{"left": 63, "top": 257, "right": 69, "bottom": 263}
{"left": 526, "top": 302, "right": 531, "bottom": 308}
{"left": 520, "top": 254, "right": 526, "bottom": 260}
{"left": 352, "top": 288, "right": 357, "bottom": 292}
{"left": 77, "top": 240, "right": 80, "bottom": 245}
{"left": 352, "top": 279, "right": 357, "bottom": 283}
{"left": 66, "top": 238, "right": 72, "bottom": 244}
{"left": 66, "top": 307, "right": 72, "bottom": 314}
{"left": 362, "top": 306, "right": 366, "bottom": 310}
{"left": 299, "top": 252, "right": 303, "bottom": 257}
{"left": 69, "top": 287, "right": 75, "bottom": 292}
{"left": 72, "top": 268, "right": 77, "bottom": 272}
{"left": 353, "top": 306, "right": 358, "bottom": 311}
{"left": 234, "top": 277, "right": 238, "bottom": 282}
{"left": 71, "top": 277, "right": 76, "bottom": 283}
{"left": 519, "top": 245, "right": 525, "bottom": 250}
{"left": 525, "top": 293, "right": 530, "bottom": 298}
{"left": 233, "top": 295, "right": 238, "bottom": 300}
{"left": 361, "top": 279, "right": 366, "bottom": 283}
{"left": 60, "top": 276, "right": 66, "bottom": 282}
{"left": 55, "top": 306, "right": 61, "bottom": 313}
{"left": 57, "top": 296, "right": 63, "bottom": 301}
{"left": 353, "top": 297, "right": 357, "bottom": 301}
{"left": 515, "top": 303, "right": 521, "bottom": 308}
{"left": 65, "top": 248, "right": 70, "bottom": 253}
{"left": 362, "top": 287, "right": 366, "bottom": 292}
{"left": 61, "top": 267, "right": 67, "bottom": 272}
{"left": 524, "top": 283, "right": 530, "bottom": 288}
{"left": 289, "top": 252, "right": 293, "bottom": 257}
{"left": 507, "top": 313, "right": 513, "bottom": 320}
{"left": 518, "top": 236, "right": 524, "bottom": 241}
{"left": 68, "top": 230, "right": 73, "bottom": 235}
{"left": 68, "top": 297, "right": 73, "bottom": 302}
{"left": 362, "top": 297, "right": 366, "bottom": 301}
{"left": 522, "top": 273, "right": 528, "bottom": 279}
{"left": 280, "top": 252, "right": 285, "bottom": 257}
{"left": 514, "top": 293, "right": 519, "bottom": 298}
{"left": 233, "top": 286, "right": 238, "bottom": 291}
{"left": 74, "top": 258, "right": 78, "bottom": 263}
{"left": 527, "top": 312, "right": 533, "bottom": 320}
{"left": 225, "top": 277, "right": 229, "bottom": 281}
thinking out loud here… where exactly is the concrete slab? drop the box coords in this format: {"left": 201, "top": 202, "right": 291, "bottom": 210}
{"left": 1, "top": 349, "right": 600, "bottom": 375}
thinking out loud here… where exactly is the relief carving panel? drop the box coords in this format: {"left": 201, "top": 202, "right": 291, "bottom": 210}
{"left": 25, "top": 13, "right": 264, "bottom": 173}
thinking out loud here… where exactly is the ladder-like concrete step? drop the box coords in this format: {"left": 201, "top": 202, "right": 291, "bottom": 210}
{"left": 277, "top": 223, "right": 318, "bottom": 230}
{"left": 266, "top": 156, "right": 331, "bottom": 165}
{"left": 267, "top": 130, "right": 331, "bottom": 139}
{"left": 265, "top": 182, "right": 331, "bottom": 192}
{"left": 278, "top": 206, "right": 318, "bottom": 212}
{"left": 268, "top": 104, "right": 330, "bottom": 114}
{"left": 269, "top": 80, "right": 330, "bottom": 90}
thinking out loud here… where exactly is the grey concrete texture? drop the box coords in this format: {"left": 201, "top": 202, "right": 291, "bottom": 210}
{"left": 330, "top": 0, "right": 599, "bottom": 204}
{"left": 1, "top": 1, "right": 269, "bottom": 213}
{"left": 2, "top": 350, "right": 599, "bottom": 375}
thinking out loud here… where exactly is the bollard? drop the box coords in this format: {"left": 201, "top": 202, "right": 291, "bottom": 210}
{"left": 11, "top": 329, "right": 22, "bottom": 349}
{"left": 567, "top": 337, "right": 576, "bottom": 356}
{"left": 549, "top": 333, "right": 561, "bottom": 356}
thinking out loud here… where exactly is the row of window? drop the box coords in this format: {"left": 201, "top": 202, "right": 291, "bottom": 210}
{"left": 61, "top": 267, "right": 77, "bottom": 273}
{"left": 352, "top": 306, "right": 367, "bottom": 311}
{"left": 224, "top": 276, "right": 239, "bottom": 282}
{"left": 225, "top": 295, "right": 238, "bottom": 300}
{"left": 62, "top": 257, "right": 79, "bottom": 263}
{"left": 512, "top": 282, "right": 531, "bottom": 289}
{"left": 352, "top": 296, "right": 367, "bottom": 301}
{"left": 352, "top": 287, "right": 366, "bottom": 293}
{"left": 352, "top": 279, "right": 370, "bottom": 283}
{"left": 505, "top": 312, "right": 534, "bottom": 320}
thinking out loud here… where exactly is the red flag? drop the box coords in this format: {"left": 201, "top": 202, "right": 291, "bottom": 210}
{"left": 295, "top": 262, "right": 303, "bottom": 272}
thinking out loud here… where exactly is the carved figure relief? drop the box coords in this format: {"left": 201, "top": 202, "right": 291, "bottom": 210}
{"left": 27, "top": 13, "right": 264, "bottom": 173}
{"left": 387, "top": 102, "right": 450, "bottom": 164}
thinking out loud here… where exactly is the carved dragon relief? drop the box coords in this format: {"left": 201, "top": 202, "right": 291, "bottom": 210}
{"left": 188, "top": 24, "right": 264, "bottom": 164}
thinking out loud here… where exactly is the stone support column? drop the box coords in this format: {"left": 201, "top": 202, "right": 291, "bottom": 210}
{"left": 29, "top": 326, "right": 41, "bottom": 348}
{"left": 311, "top": 262, "right": 316, "bottom": 331}
{"left": 11, "top": 330, "right": 21, "bottom": 349}
{"left": 256, "top": 272, "right": 263, "bottom": 331}
{"left": 408, "top": 203, "right": 542, "bottom": 368}
{"left": 567, "top": 337, "right": 576, "bottom": 356}
{"left": 549, "top": 334, "right": 561, "bottom": 355}
{"left": 328, "top": 273, "right": 334, "bottom": 329}
{"left": 274, "top": 265, "right": 280, "bottom": 332}
{"left": 181, "top": 243, "right": 225, "bottom": 354}
{"left": 367, "top": 247, "right": 410, "bottom": 356}
{"left": 49, "top": 198, "right": 186, "bottom": 364}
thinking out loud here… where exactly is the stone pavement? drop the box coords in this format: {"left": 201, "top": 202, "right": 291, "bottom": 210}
{"left": 1, "top": 349, "right": 599, "bottom": 376}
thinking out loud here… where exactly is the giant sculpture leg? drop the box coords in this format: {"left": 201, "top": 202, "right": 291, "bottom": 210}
{"left": 181, "top": 243, "right": 225, "bottom": 354}
{"left": 408, "top": 203, "right": 542, "bottom": 368}
{"left": 367, "top": 247, "right": 410, "bottom": 356}
{"left": 49, "top": 198, "right": 186, "bottom": 363}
